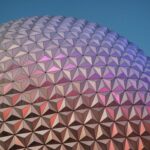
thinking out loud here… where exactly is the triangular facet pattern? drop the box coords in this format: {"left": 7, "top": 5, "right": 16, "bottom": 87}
{"left": 0, "top": 16, "right": 150, "bottom": 150}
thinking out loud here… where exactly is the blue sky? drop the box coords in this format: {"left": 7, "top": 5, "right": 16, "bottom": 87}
{"left": 0, "top": 0, "right": 150, "bottom": 56}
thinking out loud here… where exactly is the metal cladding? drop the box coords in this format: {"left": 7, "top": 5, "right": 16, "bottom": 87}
{"left": 0, "top": 16, "right": 150, "bottom": 150}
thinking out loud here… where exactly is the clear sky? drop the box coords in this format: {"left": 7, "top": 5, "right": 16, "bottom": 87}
{"left": 0, "top": 0, "right": 150, "bottom": 56}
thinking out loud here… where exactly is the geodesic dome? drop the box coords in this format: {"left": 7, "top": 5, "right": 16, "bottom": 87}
{"left": 0, "top": 16, "right": 150, "bottom": 150}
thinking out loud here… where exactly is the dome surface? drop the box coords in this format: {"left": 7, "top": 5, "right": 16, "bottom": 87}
{"left": 0, "top": 16, "right": 150, "bottom": 150}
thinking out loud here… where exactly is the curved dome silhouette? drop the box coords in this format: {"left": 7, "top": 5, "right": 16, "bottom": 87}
{"left": 0, "top": 16, "right": 150, "bottom": 150}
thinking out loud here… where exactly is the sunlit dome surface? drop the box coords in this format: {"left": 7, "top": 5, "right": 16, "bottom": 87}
{"left": 0, "top": 16, "right": 150, "bottom": 150}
